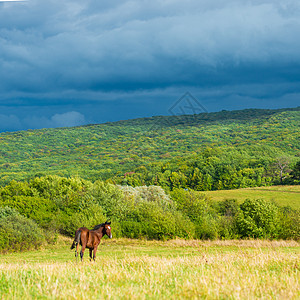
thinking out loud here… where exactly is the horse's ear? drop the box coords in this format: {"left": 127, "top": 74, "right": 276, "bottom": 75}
{"left": 107, "top": 221, "right": 111, "bottom": 225}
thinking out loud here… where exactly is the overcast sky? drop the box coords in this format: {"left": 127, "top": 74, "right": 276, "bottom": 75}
{"left": 0, "top": 0, "right": 299, "bottom": 132}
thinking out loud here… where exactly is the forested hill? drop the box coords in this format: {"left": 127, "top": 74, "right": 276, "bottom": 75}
{"left": 0, "top": 107, "right": 299, "bottom": 188}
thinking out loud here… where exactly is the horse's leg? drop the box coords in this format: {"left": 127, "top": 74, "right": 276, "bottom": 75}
{"left": 89, "top": 249, "right": 93, "bottom": 261}
{"left": 73, "top": 229, "right": 82, "bottom": 262}
{"left": 80, "top": 232, "right": 88, "bottom": 262}
{"left": 75, "top": 242, "right": 79, "bottom": 262}
{"left": 93, "top": 245, "right": 98, "bottom": 261}
{"left": 80, "top": 244, "right": 86, "bottom": 262}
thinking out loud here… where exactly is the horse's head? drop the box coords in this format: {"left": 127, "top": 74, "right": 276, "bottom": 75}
{"left": 103, "top": 221, "right": 112, "bottom": 239}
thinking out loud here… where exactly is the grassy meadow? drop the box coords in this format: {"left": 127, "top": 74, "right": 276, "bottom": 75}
{"left": 0, "top": 237, "right": 299, "bottom": 299}
{"left": 202, "top": 185, "right": 300, "bottom": 209}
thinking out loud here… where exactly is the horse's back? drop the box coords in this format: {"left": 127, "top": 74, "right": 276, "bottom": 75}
{"left": 77, "top": 227, "right": 89, "bottom": 236}
{"left": 77, "top": 227, "right": 89, "bottom": 231}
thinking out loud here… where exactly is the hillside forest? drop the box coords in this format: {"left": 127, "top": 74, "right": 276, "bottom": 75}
{"left": 0, "top": 107, "right": 299, "bottom": 250}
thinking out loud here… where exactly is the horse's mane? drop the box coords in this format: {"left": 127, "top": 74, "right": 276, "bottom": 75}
{"left": 93, "top": 223, "right": 105, "bottom": 230}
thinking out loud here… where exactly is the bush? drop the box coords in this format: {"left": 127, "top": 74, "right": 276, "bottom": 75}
{"left": 120, "top": 220, "right": 146, "bottom": 239}
{"left": 237, "top": 199, "right": 280, "bottom": 238}
{"left": 173, "top": 211, "right": 196, "bottom": 239}
{"left": 171, "top": 189, "right": 208, "bottom": 220}
{"left": 0, "top": 195, "right": 57, "bottom": 228}
{"left": 218, "top": 215, "right": 239, "bottom": 239}
{"left": 30, "top": 175, "right": 90, "bottom": 201}
{"left": 194, "top": 215, "right": 219, "bottom": 240}
{"left": 119, "top": 185, "right": 174, "bottom": 211}
{"left": 88, "top": 181, "right": 126, "bottom": 219}
{"left": 277, "top": 207, "right": 300, "bottom": 240}
{"left": 0, "top": 207, "right": 45, "bottom": 252}
{"left": 118, "top": 186, "right": 196, "bottom": 240}
{"left": 171, "top": 189, "right": 219, "bottom": 239}
{"left": 216, "top": 199, "right": 240, "bottom": 239}
{"left": 217, "top": 199, "right": 240, "bottom": 217}
{"left": 133, "top": 201, "right": 176, "bottom": 240}
{"left": 58, "top": 204, "right": 106, "bottom": 237}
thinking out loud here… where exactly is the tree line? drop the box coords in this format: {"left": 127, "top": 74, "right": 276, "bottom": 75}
{"left": 0, "top": 175, "right": 299, "bottom": 252}
{"left": 112, "top": 147, "right": 300, "bottom": 190}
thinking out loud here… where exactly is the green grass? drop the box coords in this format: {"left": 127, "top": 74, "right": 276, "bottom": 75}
{"left": 202, "top": 185, "right": 300, "bottom": 209}
{"left": 0, "top": 237, "right": 299, "bottom": 299}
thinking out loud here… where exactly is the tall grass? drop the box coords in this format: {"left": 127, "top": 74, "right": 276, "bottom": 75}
{"left": 0, "top": 239, "right": 299, "bottom": 299}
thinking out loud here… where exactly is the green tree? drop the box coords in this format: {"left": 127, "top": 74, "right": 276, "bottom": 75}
{"left": 237, "top": 199, "right": 280, "bottom": 238}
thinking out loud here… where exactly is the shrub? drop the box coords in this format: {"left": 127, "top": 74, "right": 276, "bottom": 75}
{"left": 118, "top": 186, "right": 182, "bottom": 240}
{"left": 134, "top": 201, "right": 176, "bottom": 240}
{"left": 119, "top": 185, "right": 174, "bottom": 211}
{"left": 216, "top": 199, "right": 240, "bottom": 239}
{"left": 171, "top": 189, "right": 219, "bottom": 239}
{"left": 194, "top": 215, "right": 219, "bottom": 240}
{"left": 237, "top": 199, "right": 280, "bottom": 238}
{"left": 88, "top": 181, "right": 125, "bottom": 218}
{"left": 29, "top": 175, "right": 90, "bottom": 201}
{"left": 218, "top": 215, "right": 239, "bottom": 239}
{"left": 217, "top": 199, "right": 240, "bottom": 217}
{"left": 0, "top": 180, "right": 33, "bottom": 197}
{"left": 0, "top": 207, "right": 45, "bottom": 252}
{"left": 58, "top": 204, "right": 106, "bottom": 237}
{"left": 0, "top": 195, "right": 56, "bottom": 228}
{"left": 277, "top": 207, "right": 300, "bottom": 240}
{"left": 173, "top": 211, "right": 196, "bottom": 239}
{"left": 171, "top": 189, "right": 208, "bottom": 222}
{"left": 120, "top": 220, "right": 146, "bottom": 239}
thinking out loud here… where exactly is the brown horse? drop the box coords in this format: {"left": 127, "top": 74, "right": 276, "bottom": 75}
{"left": 70, "top": 221, "right": 112, "bottom": 261}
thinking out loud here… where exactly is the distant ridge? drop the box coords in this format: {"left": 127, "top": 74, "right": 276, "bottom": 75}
{"left": 0, "top": 107, "right": 299, "bottom": 186}
{"left": 97, "top": 107, "right": 300, "bottom": 128}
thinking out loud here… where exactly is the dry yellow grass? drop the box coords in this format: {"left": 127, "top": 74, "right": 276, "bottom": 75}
{"left": 0, "top": 239, "right": 299, "bottom": 299}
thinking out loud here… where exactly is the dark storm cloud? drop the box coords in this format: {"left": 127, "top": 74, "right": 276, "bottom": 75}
{"left": 0, "top": 0, "right": 300, "bottom": 131}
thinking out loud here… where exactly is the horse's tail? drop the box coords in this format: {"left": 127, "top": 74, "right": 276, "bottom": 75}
{"left": 70, "top": 230, "right": 81, "bottom": 250}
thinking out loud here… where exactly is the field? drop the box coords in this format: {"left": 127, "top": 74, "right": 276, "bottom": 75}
{"left": 0, "top": 237, "right": 299, "bottom": 299}
{"left": 202, "top": 185, "right": 300, "bottom": 209}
